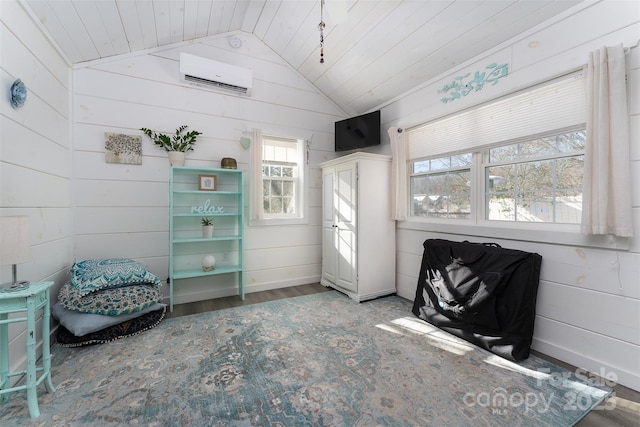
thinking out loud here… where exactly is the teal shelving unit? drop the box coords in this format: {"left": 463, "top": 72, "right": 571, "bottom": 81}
{"left": 169, "top": 166, "right": 244, "bottom": 311}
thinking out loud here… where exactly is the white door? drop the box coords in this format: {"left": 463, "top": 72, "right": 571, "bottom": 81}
{"left": 322, "top": 169, "right": 337, "bottom": 285}
{"left": 334, "top": 162, "right": 357, "bottom": 293}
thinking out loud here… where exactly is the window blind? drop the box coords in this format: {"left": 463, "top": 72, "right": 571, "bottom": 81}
{"left": 263, "top": 136, "right": 298, "bottom": 163}
{"left": 407, "top": 73, "right": 586, "bottom": 159}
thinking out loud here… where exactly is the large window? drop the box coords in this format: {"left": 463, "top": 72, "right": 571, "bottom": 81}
{"left": 407, "top": 74, "right": 586, "bottom": 227}
{"left": 485, "top": 130, "right": 585, "bottom": 223}
{"left": 411, "top": 153, "right": 472, "bottom": 218}
{"left": 261, "top": 135, "right": 305, "bottom": 219}
{"left": 410, "top": 128, "right": 586, "bottom": 225}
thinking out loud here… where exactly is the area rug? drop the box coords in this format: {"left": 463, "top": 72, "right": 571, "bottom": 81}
{"left": 0, "top": 291, "right": 611, "bottom": 426}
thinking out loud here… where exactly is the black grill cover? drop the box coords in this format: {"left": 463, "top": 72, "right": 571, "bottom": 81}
{"left": 412, "top": 239, "right": 542, "bottom": 361}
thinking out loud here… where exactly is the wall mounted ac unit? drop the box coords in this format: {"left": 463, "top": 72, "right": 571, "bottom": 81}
{"left": 179, "top": 52, "right": 252, "bottom": 95}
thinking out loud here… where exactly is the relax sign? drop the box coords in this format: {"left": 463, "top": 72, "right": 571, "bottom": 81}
{"left": 191, "top": 200, "right": 224, "bottom": 214}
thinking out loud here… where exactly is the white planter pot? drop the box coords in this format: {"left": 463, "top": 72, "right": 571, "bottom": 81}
{"left": 202, "top": 225, "right": 214, "bottom": 238}
{"left": 167, "top": 151, "right": 186, "bottom": 166}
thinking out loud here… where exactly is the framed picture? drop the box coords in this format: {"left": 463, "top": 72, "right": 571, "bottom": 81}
{"left": 198, "top": 174, "right": 217, "bottom": 191}
{"left": 104, "top": 133, "right": 142, "bottom": 165}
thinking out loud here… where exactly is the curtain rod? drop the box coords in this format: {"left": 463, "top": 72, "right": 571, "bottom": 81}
{"left": 625, "top": 39, "right": 640, "bottom": 53}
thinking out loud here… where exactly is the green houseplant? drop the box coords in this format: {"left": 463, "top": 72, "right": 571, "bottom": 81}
{"left": 201, "top": 217, "right": 214, "bottom": 238}
{"left": 140, "top": 125, "right": 202, "bottom": 166}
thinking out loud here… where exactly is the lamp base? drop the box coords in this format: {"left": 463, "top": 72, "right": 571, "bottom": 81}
{"left": 0, "top": 280, "right": 30, "bottom": 292}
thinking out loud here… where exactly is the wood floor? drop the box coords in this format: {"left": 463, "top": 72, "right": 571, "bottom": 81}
{"left": 167, "top": 283, "right": 640, "bottom": 427}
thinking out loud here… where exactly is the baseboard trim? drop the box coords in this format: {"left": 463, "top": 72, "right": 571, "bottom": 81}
{"left": 532, "top": 337, "right": 640, "bottom": 392}
{"left": 167, "top": 276, "right": 322, "bottom": 306}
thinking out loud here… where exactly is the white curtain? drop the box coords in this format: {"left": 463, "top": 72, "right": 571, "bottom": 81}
{"left": 581, "top": 44, "right": 633, "bottom": 237}
{"left": 388, "top": 127, "right": 407, "bottom": 221}
{"left": 250, "top": 128, "right": 264, "bottom": 221}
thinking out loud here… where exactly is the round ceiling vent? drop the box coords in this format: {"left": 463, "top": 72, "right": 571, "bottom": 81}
{"left": 227, "top": 36, "right": 242, "bottom": 49}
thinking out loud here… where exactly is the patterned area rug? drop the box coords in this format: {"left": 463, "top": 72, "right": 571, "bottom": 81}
{"left": 1, "top": 291, "right": 611, "bottom": 426}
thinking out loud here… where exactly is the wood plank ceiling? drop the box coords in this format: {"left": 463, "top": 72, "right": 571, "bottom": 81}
{"left": 23, "top": 0, "right": 584, "bottom": 115}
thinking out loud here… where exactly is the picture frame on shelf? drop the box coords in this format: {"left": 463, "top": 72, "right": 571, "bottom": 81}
{"left": 198, "top": 174, "right": 217, "bottom": 191}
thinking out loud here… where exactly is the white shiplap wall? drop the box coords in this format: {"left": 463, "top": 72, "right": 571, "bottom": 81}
{"left": 71, "top": 33, "right": 346, "bottom": 305}
{"left": 2, "top": 0, "right": 638, "bottom": 396}
{"left": 0, "top": 0, "right": 72, "bottom": 380}
{"left": 376, "top": 0, "right": 640, "bottom": 390}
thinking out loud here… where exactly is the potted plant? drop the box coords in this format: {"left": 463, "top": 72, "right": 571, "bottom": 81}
{"left": 201, "top": 217, "right": 214, "bottom": 238}
{"left": 140, "top": 125, "right": 202, "bottom": 166}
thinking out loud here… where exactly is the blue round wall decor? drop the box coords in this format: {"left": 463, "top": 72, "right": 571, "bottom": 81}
{"left": 10, "top": 79, "right": 27, "bottom": 108}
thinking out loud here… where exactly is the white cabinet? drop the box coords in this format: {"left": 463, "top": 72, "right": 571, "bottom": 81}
{"left": 320, "top": 152, "right": 396, "bottom": 301}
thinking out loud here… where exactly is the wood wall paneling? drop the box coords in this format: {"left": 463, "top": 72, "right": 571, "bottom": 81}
{"left": 1, "top": 26, "right": 69, "bottom": 113}
{"left": 2, "top": 0, "right": 71, "bottom": 74}
{"left": 1, "top": 0, "right": 72, "bottom": 385}
{"left": 1, "top": 165, "right": 69, "bottom": 207}
{"left": 388, "top": 7, "right": 640, "bottom": 389}
{"left": 2, "top": 70, "right": 69, "bottom": 146}
{"left": 533, "top": 317, "right": 640, "bottom": 391}
{"left": 73, "top": 180, "right": 168, "bottom": 207}
{"left": 1, "top": 118, "right": 70, "bottom": 176}
{"left": 69, "top": 33, "right": 336, "bottom": 310}
{"left": 73, "top": 232, "right": 168, "bottom": 261}
{"left": 244, "top": 245, "right": 322, "bottom": 272}
{"left": 4, "top": 0, "right": 639, "bottom": 393}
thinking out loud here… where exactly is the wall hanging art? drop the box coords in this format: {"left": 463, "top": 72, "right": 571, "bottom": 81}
{"left": 10, "top": 79, "right": 27, "bottom": 108}
{"left": 438, "top": 63, "right": 509, "bottom": 104}
{"left": 105, "top": 133, "right": 142, "bottom": 165}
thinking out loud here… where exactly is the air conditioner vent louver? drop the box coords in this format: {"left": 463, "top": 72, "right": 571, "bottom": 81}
{"left": 183, "top": 74, "right": 249, "bottom": 94}
{"left": 179, "top": 52, "right": 252, "bottom": 96}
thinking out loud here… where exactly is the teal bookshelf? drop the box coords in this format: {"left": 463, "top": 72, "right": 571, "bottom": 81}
{"left": 169, "top": 166, "right": 244, "bottom": 311}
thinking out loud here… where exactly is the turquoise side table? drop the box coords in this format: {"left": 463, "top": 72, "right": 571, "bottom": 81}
{"left": 0, "top": 281, "right": 56, "bottom": 418}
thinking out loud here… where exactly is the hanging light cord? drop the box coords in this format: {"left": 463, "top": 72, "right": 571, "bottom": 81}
{"left": 318, "top": 0, "right": 325, "bottom": 64}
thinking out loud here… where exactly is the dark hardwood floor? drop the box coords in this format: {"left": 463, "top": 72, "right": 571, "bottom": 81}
{"left": 165, "top": 283, "right": 333, "bottom": 319}
{"left": 167, "top": 283, "right": 640, "bottom": 426}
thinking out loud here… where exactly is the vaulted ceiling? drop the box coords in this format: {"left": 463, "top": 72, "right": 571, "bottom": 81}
{"left": 23, "top": 0, "right": 584, "bottom": 115}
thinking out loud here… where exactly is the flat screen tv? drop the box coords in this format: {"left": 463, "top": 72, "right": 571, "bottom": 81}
{"left": 334, "top": 110, "right": 381, "bottom": 152}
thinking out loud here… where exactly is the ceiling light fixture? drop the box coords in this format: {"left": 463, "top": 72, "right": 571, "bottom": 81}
{"left": 318, "top": 0, "right": 325, "bottom": 64}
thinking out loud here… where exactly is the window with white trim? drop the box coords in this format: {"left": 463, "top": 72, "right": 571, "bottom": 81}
{"left": 261, "top": 135, "right": 305, "bottom": 219}
{"left": 408, "top": 74, "right": 586, "bottom": 225}
{"left": 484, "top": 130, "right": 585, "bottom": 223}
{"left": 411, "top": 153, "right": 472, "bottom": 218}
